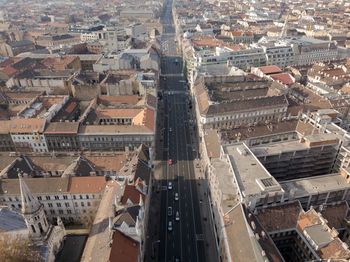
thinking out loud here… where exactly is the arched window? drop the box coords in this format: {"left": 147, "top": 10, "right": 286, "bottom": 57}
{"left": 31, "top": 225, "right": 36, "bottom": 233}
{"left": 38, "top": 222, "right": 44, "bottom": 234}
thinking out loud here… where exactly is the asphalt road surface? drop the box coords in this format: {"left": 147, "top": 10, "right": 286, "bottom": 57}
{"left": 156, "top": 1, "right": 207, "bottom": 261}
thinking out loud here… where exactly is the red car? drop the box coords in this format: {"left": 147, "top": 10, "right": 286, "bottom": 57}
{"left": 168, "top": 159, "right": 172, "bottom": 165}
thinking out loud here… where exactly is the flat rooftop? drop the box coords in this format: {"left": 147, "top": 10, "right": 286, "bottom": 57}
{"left": 280, "top": 174, "right": 349, "bottom": 199}
{"left": 304, "top": 224, "right": 333, "bottom": 246}
{"left": 252, "top": 133, "right": 339, "bottom": 157}
{"left": 211, "top": 158, "right": 239, "bottom": 213}
{"left": 224, "top": 143, "right": 282, "bottom": 197}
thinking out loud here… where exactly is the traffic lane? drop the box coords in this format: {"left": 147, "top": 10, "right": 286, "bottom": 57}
{"left": 177, "top": 96, "right": 202, "bottom": 262}
{"left": 183, "top": 130, "right": 206, "bottom": 262}
{"left": 177, "top": 146, "right": 197, "bottom": 260}
{"left": 171, "top": 94, "right": 183, "bottom": 262}
{"left": 183, "top": 108, "right": 203, "bottom": 230}
{"left": 167, "top": 95, "right": 181, "bottom": 262}
{"left": 158, "top": 179, "right": 168, "bottom": 260}
{"left": 174, "top": 96, "right": 197, "bottom": 262}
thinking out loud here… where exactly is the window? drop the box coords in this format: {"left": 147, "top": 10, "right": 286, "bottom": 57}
{"left": 86, "top": 195, "right": 89, "bottom": 199}
{"left": 58, "top": 210, "right": 63, "bottom": 215}
{"left": 50, "top": 210, "right": 55, "bottom": 214}
{"left": 75, "top": 202, "right": 78, "bottom": 207}
{"left": 63, "top": 195, "right": 68, "bottom": 200}
{"left": 48, "top": 203, "right": 53, "bottom": 208}
{"left": 87, "top": 202, "right": 91, "bottom": 207}
{"left": 73, "top": 195, "right": 76, "bottom": 200}
{"left": 46, "top": 196, "right": 50, "bottom": 200}
{"left": 81, "top": 202, "right": 84, "bottom": 207}
{"left": 65, "top": 203, "right": 70, "bottom": 207}
{"left": 54, "top": 196, "right": 59, "bottom": 200}
{"left": 67, "top": 209, "right": 72, "bottom": 214}
{"left": 80, "top": 195, "right": 83, "bottom": 199}
{"left": 56, "top": 203, "right": 61, "bottom": 207}
{"left": 37, "top": 196, "right": 42, "bottom": 201}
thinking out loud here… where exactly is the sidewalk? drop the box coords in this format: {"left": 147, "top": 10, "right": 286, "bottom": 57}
{"left": 193, "top": 162, "right": 219, "bottom": 262}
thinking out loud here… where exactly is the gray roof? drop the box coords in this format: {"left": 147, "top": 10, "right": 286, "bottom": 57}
{"left": 0, "top": 177, "right": 70, "bottom": 195}
{"left": 304, "top": 224, "right": 333, "bottom": 246}
{"left": 8, "top": 40, "right": 33, "bottom": 48}
{"left": 52, "top": 35, "right": 74, "bottom": 41}
{"left": 114, "top": 205, "right": 140, "bottom": 226}
{"left": 44, "top": 122, "right": 80, "bottom": 134}
{"left": 224, "top": 204, "right": 283, "bottom": 262}
{"left": 206, "top": 95, "right": 288, "bottom": 115}
{"left": 0, "top": 208, "right": 27, "bottom": 232}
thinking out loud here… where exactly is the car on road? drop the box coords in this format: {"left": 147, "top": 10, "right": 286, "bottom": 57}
{"left": 168, "top": 206, "right": 173, "bottom": 216}
{"left": 168, "top": 159, "right": 172, "bottom": 165}
{"left": 169, "top": 127, "right": 172, "bottom": 132}
{"left": 175, "top": 211, "right": 180, "bottom": 221}
{"left": 168, "top": 221, "right": 173, "bottom": 231}
{"left": 175, "top": 258, "right": 180, "bottom": 262}
{"left": 168, "top": 181, "right": 173, "bottom": 190}
{"left": 174, "top": 193, "right": 179, "bottom": 201}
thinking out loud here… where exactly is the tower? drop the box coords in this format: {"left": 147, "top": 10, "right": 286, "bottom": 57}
{"left": 19, "top": 175, "right": 49, "bottom": 241}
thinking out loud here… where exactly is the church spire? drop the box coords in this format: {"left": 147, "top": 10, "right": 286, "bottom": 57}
{"left": 19, "top": 174, "right": 41, "bottom": 214}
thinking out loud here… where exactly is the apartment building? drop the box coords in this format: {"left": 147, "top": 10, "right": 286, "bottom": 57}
{"left": 0, "top": 176, "right": 106, "bottom": 223}
{"left": 194, "top": 77, "right": 288, "bottom": 129}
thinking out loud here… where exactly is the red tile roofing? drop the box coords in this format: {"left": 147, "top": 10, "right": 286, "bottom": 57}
{"left": 270, "top": 73, "right": 294, "bottom": 85}
{"left": 258, "top": 65, "right": 283, "bottom": 75}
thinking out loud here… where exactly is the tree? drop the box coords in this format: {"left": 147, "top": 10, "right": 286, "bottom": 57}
{"left": 0, "top": 233, "right": 44, "bottom": 262}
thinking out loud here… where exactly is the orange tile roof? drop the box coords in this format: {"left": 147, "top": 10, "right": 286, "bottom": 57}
{"left": 96, "top": 108, "right": 142, "bottom": 119}
{"left": 65, "top": 102, "right": 77, "bottom": 113}
{"left": 98, "top": 95, "right": 140, "bottom": 106}
{"left": 322, "top": 68, "right": 346, "bottom": 77}
{"left": 193, "top": 39, "right": 222, "bottom": 47}
{"left": 108, "top": 230, "right": 139, "bottom": 262}
{"left": 10, "top": 118, "right": 46, "bottom": 133}
{"left": 68, "top": 176, "right": 106, "bottom": 194}
{"left": 258, "top": 65, "right": 283, "bottom": 75}
{"left": 256, "top": 203, "right": 301, "bottom": 231}
{"left": 84, "top": 153, "right": 127, "bottom": 171}
{"left": 270, "top": 73, "right": 294, "bottom": 85}
{"left": 297, "top": 209, "right": 322, "bottom": 232}
{"left": 120, "top": 184, "right": 145, "bottom": 205}
{"left": 222, "top": 44, "right": 242, "bottom": 51}
{"left": 321, "top": 203, "right": 348, "bottom": 230}
{"left": 143, "top": 108, "right": 155, "bottom": 132}
{"left": 42, "top": 56, "right": 77, "bottom": 66}
{"left": 0, "top": 57, "right": 23, "bottom": 68}
{"left": 1, "top": 67, "right": 17, "bottom": 76}
{"left": 317, "top": 238, "right": 350, "bottom": 259}
{"left": 230, "top": 30, "right": 243, "bottom": 36}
